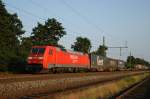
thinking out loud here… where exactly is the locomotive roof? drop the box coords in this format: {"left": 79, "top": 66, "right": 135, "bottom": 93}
{"left": 32, "top": 45, "right": 86, "bottom": 55}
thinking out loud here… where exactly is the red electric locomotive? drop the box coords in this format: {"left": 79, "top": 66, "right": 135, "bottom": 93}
{"left": 27, "top": 46, "right": 90, "bottom": 72}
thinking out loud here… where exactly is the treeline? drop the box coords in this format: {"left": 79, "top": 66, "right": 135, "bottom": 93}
{"left": 0, "top": 0, "right": 149, "bottom": 72}
{"left": 0, "top": 0, "right": 25, "bottom": 72}
{"left": 126, "top": 56, "right": 150, "bottom": 68}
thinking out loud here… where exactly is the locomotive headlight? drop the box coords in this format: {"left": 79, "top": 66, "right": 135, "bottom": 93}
{"left": 28, "top": 57, "right": 32, "bottom": 59}
{"left": 38, "top": 57, "right": 43, "bottom": 59}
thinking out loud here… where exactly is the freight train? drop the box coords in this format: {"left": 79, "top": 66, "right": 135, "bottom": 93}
{"left": 26, "top": 46, "right": 125, "bottom": 72}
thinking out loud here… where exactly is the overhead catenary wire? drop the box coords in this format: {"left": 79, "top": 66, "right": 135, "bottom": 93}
{"left": 58, "top": 0, "right": 112, "bottom": 36}
{"left": 11, "top": 0, "right": 113, "bottom": 46}
{"left": 4, "top": 2, "right": 94, "bottom": 45}
{"left": 5, "top": 2, "right": 46, "bottom": 21}
{"left": 29, "top": 0, "right": 103, "bottom": 46}
{"left": 5, "top": 2, "right": 91, "bottom": 39}
{"left": 5, "top": 2, "right": 80, "bottom": 37}
{"left": 58, "top": 0, "right": 129, "bottom": 48}
{"left": 4, "top": 1, "right": 129, "bottom": 57}
{"left": 29, "top": 0, "right": 105, "bottom": 43}
{"left": 29, "top": 0, "right": 99, "bottom": 38}
{"left": 30, "top": 0, "right": 103, "bottom": 42}
{"left": 4, "top": 1, "right": 126, "bottom": 45}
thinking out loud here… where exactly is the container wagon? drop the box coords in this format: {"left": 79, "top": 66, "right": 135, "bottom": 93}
{"left": 90, "top": 54, "right": 125, "bottom": 71}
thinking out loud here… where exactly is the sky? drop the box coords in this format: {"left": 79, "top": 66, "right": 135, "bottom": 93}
{"left": 3, "top": 0, "right": 150, "bottom": 61}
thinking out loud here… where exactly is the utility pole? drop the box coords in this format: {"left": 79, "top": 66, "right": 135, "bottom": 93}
{"left": 129, "top": 51, "right": 132, "bottom": 68}
{"left": 107, "top": 41, "right": 128, "bottom": 58}
{"left": 103, "top": 36, "right": 105, "bottom": 46}
{"left": 102, "top": 37, "right": 128, "bottom": 70}
{"left": 101, "top": 36, "right": 128, "bottom": 59}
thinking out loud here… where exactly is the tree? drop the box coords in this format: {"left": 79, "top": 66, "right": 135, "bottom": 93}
{"left": 96, "top": 45, "right": 108, "bottom": 57}
{"left": 126, "top": 56, "right": 135, "bottom": 68}
{"left": 0, "top": 0, "right": 25, "bottom": 66}
{"left": 126, "top": 56, "right": 150, "bottom": 69}
{"left": 19, "top": 37, "right": 32, "bottom": 60}
{"left": 135, "top": 58, "right": 150, "bottom": 66}
{"left": 31, "top": 18, "right": 66, "bottom": 46}
{"left": 71, "top": 37, "right": 91, "bottom": 53}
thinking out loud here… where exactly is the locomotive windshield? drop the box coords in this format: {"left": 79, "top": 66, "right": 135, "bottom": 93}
{"left": 31, "top": 48, "right": 45, "bottom": 54}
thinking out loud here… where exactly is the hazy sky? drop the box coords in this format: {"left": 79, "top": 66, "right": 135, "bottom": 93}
{"left": 4, "top": 0, "right": 150, "bottom": 61}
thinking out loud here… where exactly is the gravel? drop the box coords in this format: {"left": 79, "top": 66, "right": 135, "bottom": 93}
{"left": 0, "top": 71, "right": 147, "bottom": 98}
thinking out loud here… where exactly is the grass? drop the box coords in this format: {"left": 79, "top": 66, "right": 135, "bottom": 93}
{"left": 54, "top": 73, "right": 150, "bottom": 99}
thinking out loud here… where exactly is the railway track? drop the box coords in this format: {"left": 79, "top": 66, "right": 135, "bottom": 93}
{"left": 0, "top": 71, "right": 147, "bottom": 83}
{"left": 115, "top": 75, "right": 150, "bottom": 99}
{"left": 22, "top": 73, "right": 145, "bottom": 99}
{"left": 0, "top": 71, "right": 149, "bottom": 98}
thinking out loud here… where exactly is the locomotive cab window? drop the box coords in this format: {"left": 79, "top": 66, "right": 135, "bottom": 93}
{"left": 38, "top": 48, "right": 45, "bottom": 54}
{"left": 31, "top": 48, "right": 38, "bottom": 54}
{"left": 31, "top": 48, "right": 45, "bottom": 54}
